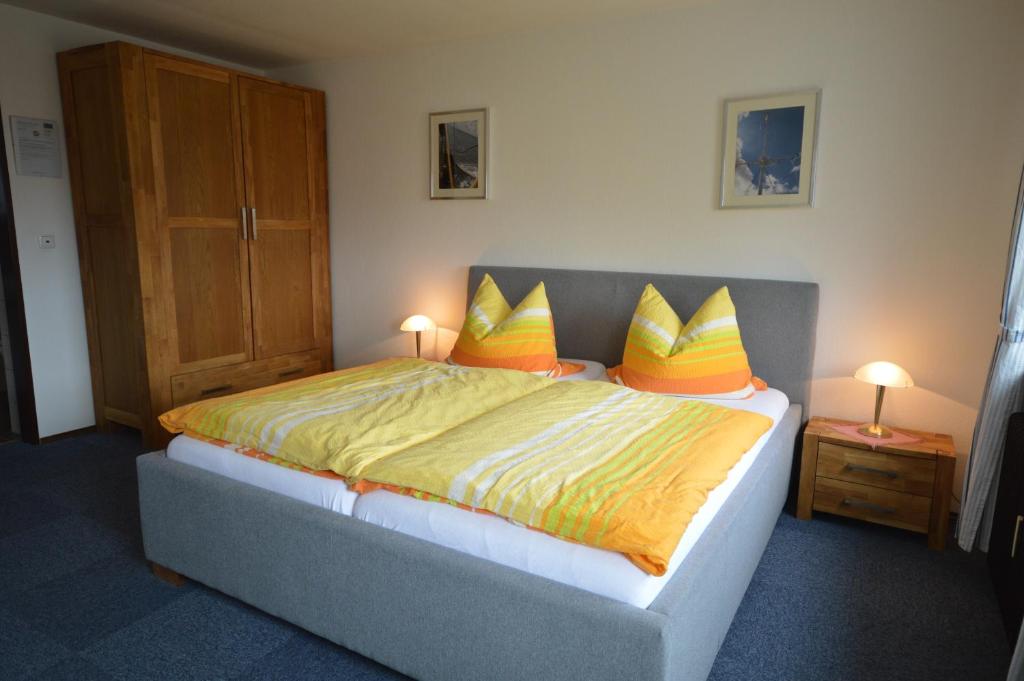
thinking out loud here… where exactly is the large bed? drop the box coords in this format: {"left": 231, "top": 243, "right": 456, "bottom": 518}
{"left": 137, "top": 265, "right": 819, "bottom": 681}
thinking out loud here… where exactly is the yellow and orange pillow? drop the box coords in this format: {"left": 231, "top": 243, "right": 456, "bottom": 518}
{"left": 449, "top": 274, "right": 568, "bottom": 376}
{"left": 608, "top": 284, "right": 760, "bottom": 398}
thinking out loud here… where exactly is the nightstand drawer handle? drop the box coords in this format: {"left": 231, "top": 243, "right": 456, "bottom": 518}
{"left": 278, "top": 367, "right": 304, "bottom": 378}
{"left": 845, "top": 463, "right": 898, "bottom": 479}
{"left": 841, "top": 498, "right": 896, "bottom": 515}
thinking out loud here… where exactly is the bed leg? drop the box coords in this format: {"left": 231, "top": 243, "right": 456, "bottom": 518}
{"left": 151, "top": 562, "right": 186, "bottom": 587}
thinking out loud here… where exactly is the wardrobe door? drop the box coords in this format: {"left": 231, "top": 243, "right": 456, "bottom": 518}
{"left": 144, "top": 54, "right": 253, "bottom": 373}
{"left": 238, "top": 77, "right": 324, "bottom": 360}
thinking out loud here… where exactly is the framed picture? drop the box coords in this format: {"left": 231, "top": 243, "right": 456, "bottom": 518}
{"left": 720, "top": 90, "right": 820, "bottom": 208}
{"left": 430, "top": 108, "right": 488, "bottom": 199}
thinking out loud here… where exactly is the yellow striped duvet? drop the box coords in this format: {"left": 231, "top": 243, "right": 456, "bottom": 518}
{"left": 160, "top": 358, "right": 772, "bottom": 575}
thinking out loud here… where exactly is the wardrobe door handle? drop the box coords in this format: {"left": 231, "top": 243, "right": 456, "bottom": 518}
{"left": 841, "top": 498, "right": 896, "bottom": 515}
{"left": 251, "top": 207, "right": 257, "bottom": 240}
{"left": 241, "top": 207, "right": 248, "bottom": 240}
{"left": 1012, "top": 515, "right": 1023, "bottom": 559}
{"left": 200, "top": 384, "right": 233, "bottom": 396}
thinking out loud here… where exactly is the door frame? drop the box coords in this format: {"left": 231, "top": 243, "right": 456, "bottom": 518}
{"left": 0, "top": 108, "right": 40, "bottom": 442}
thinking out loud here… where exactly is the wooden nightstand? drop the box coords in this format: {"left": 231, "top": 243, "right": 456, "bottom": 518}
{"left": 797, "top": 416, "right": 956, "bottom": 549}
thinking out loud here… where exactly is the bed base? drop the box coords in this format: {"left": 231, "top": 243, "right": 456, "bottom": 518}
{"left": 137, "top": 404, "right": 800, "bottom": 681}
{"left": 150, "top": 562, "right": 185, "bottom": 587}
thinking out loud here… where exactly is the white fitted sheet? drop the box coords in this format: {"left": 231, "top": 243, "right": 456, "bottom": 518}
{"left": 165, "top": 385, "right": 788, "bottom": 607}
{"left": 557, "top": 358, "right": 608, "bottom": 382}
{"left": 166, "top": 436, "right": 359, "bottom": 516}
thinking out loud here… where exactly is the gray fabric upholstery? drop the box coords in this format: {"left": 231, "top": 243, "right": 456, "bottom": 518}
{"left": 138, "top": 406, "right": 800, "bottom": 681}
{"left": 468, "top": 266, "right": 819, "bottom": 413}
{"left": 138, "top": 456, "right": 666, "bottom": 681}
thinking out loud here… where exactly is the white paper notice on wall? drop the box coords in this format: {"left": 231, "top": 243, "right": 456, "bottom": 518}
{"left": 10, "top": 116, "right": 62, "bottom": 178}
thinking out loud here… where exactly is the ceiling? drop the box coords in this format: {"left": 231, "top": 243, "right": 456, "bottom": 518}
{"left": 6, "top": 0, "right": 705, "bottom": 69}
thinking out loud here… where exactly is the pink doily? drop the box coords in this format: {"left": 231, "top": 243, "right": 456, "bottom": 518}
{"left": 829, "top": 423, "right": 921, "bottom": 449}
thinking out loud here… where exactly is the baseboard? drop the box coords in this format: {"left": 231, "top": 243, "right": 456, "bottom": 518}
{"left": 38, "top": 425, "right": 96, "bottom": 444}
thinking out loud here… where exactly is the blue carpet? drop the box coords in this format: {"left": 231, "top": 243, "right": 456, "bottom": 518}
{"left": 0, "top": 431, "right": 1010, "bottom": 680}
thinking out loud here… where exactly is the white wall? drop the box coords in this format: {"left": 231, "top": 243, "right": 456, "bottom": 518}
{"left": 3, "top": 0, "right": 1022, "bottom": 485}
{"left": 273, "top": 0, "right": 1024, "bottom": 493}
{"left": 0, "top": 4, "right": 261, "bottom": 438}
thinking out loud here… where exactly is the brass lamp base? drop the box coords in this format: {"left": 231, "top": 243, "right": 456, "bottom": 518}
{"left": 858, "top": 384, "right": 893, "bottom": 438}
{"left": 857, "top": 423, "right": 893, "bottom": 439}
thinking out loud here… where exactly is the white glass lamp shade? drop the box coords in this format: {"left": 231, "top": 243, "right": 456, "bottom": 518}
{"left": 853, "top": 361, "right": 914, "bottom": 388}
{"left": 399, "top": 315, "right": 435, "bottom": 333}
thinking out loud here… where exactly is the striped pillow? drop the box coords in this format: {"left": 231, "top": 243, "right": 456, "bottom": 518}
{"left": 608, "top": 284, "right": 755, "bottom": 398}
{"left": 448, "top": 274, "right": 560, "bottom": 375}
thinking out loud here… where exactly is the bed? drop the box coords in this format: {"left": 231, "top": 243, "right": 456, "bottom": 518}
{"left": 137, "top": 265, "right": 819, "bottom": 681}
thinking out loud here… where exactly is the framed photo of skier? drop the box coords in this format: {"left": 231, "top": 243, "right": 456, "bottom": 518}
{"left": 430, "top": 108, "right": 488, "bottom": 199}
{"left": 720, "top": 90, "right": 820, "bottom": 208}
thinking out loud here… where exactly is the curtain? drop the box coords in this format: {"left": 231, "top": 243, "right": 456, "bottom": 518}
{"left": 959, "top": 166, "right": 1024, "bottom": 551}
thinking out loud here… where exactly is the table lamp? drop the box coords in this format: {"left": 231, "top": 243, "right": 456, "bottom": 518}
{"left": 854, "top": 361, "right": 914, "bottom": 438}
{"left": 400, "top": 314, "right": 435, "bottom": 358}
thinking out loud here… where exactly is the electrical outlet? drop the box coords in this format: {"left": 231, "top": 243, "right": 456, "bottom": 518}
{"left": 38, "top": 234, "right": 55, "bottom": 249}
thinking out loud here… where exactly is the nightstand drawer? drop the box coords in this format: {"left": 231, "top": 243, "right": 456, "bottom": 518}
{"left": 813, "top": 478, "right": 931, "bottom": 533}
{"left": 816, "top": 442, "right": 935, "bottom": 496}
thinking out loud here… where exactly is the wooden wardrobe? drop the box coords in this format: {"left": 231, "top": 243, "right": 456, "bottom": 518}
{"left": 58, "top": 42, "right": 332, "bottom": 448}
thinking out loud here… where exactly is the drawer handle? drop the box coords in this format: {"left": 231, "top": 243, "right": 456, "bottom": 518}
{"left": 841, "top": 498, "right": 896, "bottom": 515}
{"left": 278, "top": 368, "right": 304, "bottom": 378}
{"left": 845, "top": 463, "right": 898, "bottom": 479}
{"left": 1012, "top": 515, "right": 1023, "bottom": 559}
{"left": 200, "top": 384, "right": 233, "bottom": 396}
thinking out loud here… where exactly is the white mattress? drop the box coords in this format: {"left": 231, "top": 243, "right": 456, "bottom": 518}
{"left": 166, "top": 436, "right": 360, "bottom": 516}
{"left": 166, "top": 384, "right": 788, "bottom": 608}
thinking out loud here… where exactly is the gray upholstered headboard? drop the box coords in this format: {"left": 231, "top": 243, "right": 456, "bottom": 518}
{"left": 467, "top": 266, "right": 819, "bottom": 411}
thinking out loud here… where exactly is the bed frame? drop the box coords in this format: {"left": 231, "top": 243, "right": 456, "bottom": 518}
{"left": 138, "top": 266, "right": 818, "bottom": 681}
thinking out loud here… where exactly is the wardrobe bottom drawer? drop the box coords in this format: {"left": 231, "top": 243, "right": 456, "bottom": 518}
{"left": 171, "top": 352, "right": 323, "bottom": 407}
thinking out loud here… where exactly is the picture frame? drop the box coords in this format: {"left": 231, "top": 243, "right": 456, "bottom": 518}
{"left": 430, "top": 108, "right": 488, "bottom": 199}
{"left": 720, "top": 90, "right": 820, "bottom": 208}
